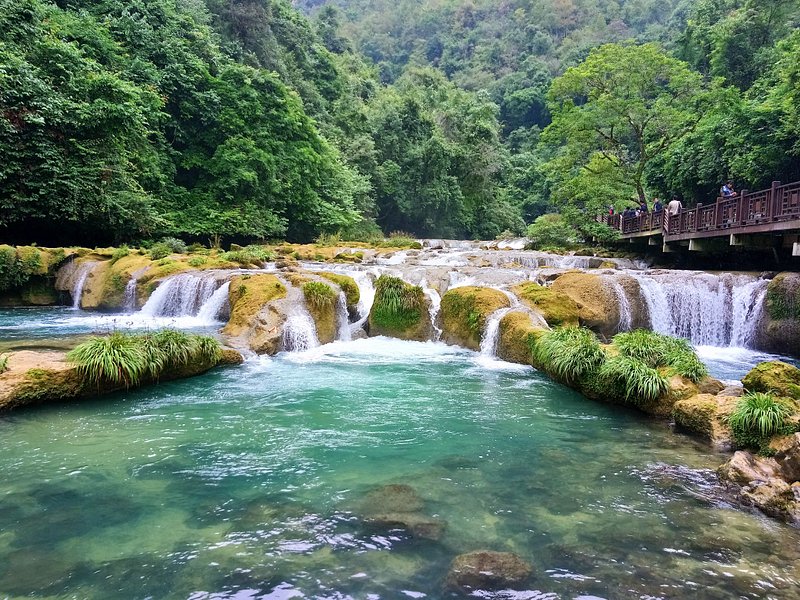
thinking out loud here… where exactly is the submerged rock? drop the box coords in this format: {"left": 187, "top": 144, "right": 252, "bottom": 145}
{"left": 444, "top": 550, "right": 532, "bottom": 592}
{"left": 361, "top": 484, "right": 424, "bottom": 514}
{"left": 358, "top": 484, "right": 445, "bottom": 541}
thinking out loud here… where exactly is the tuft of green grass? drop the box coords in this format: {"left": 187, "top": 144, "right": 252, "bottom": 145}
{"left": 67, "top": 332, "right": 149, "bottom": 388}
{"left": 302, "top": 281, "right": 336, "bottom": 310}
{"left": 371, "top": 275, "right": 424, "bottom": 331}
{"left": 727, "top": 392, "right": 795, "bottom": 451}
{"left": 220, "top": 245, "right": 275, "bottom": 266}
{"left": 110, "top": 245, "right": 129, "bottom": 265}
{"left": 148, "top": 243, "right": 172, "bottom": 260}
{"left": 598, "top": 355, "right": 669, "bottom": 405}
{"left": 188, "top": 255, "right": 207, "bottom": 268}
{"left": 0, "top": 354, "right": 8, "bottom": 374}
{"left": 612, "top": 330, "right": 707, "bottom": 383}
{"left": 533, "top": 327, "right": 604, "bottom": 383}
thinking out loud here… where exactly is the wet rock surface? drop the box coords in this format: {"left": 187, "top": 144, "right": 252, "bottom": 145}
{"left": 358, "top": 484, "right": 446, "bottom": 541}
{"left": 444, "top": 550, "right": 533, "bottom": 592}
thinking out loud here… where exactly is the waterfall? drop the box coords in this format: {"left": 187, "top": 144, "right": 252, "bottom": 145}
{"left": 196, "top": 281, "right": 231, "bottom": 324}
{"left": 57, "top": 261, "right": 97, "bottom": 310}
{"left": 139, "top": 273, "right": 221, "bottom": 318}
{"left": 282, "top": 308, "right": 320, "bottom": 351}
{"left": 632, "top": 272, "right": 767, "bottom": 347}
{"left": 336, "top": 291, "right": 352, "bottom": 342}
{"left": 349, "top": 271, "right": 376, "bottom": 331}
{"left": 480, "top": 307, "right": 513, "bottom": 357}
{"left": 606, "top": 276, "right": 633, "bottom": 332}
{"left": 123, "top": 278, "right": 138, "bottom": 314}
{"left": 420, "top": 279, "right": 442, "bottom": 341}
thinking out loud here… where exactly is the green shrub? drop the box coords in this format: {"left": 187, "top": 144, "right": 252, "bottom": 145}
{"left": 187, "top": 243, "right": 206, "bottom": 253}
{"left": 188, "top": 256, "right": 207, "bottom": 268}
{"left": 0, "top": 245, "right": 42, "bottom": 291}
{"left": 727, "top": 392, "right": 795, "bottom": 451}
{"left": 533, "top": 327, "right": 604, "bottom": 383}
{"left": 338, "top": 219, "right": 384, "bottom": 243}
{"left": 525, "top": 214, "right": 578, "bottom": 250}
{"left": 110, "top": 245, "right": 130, "bottom": 264}
{"left": 612, "top": 330, "right": 707, "bottom": 383}
{"left": 220, "top": 245, "right": 274, "bottom": 266}
{"left": 67, "top": 332, "right": 149, "bottom": 388}
{"left": 317, "top": 273, "right": 360, "bottom": 307}
{"left": 371, "top": 275, "right": 424, "bottom": 331}
{"left": 315, "top": 232, "right": 342, "bottom": 246}
{"left": 377, "top": 231, "right": 422, "bottom": 249}
{"left": 160, "top": 237, "right": 188, "bottom": 254}
{"left": 597, "top": 355, "right": 669, "bottom": 405}
{"left": 149, "top": 243, "right": 172, "bottom": 260}
{"left": 302, "top": 281, "right": 336, "bottom": 310}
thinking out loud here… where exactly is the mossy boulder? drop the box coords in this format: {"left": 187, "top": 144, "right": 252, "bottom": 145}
{"left": 550, "top": 272, "right": 620, "bottom": 339}
{"left": 0, "top": 352, "right": 87, "bottom": 411}
{"left": 368, "top": 276, "right": 430, "bottom": 341}
{"left": 316, "top": 272, "right": 360, "bottom": 314}
{"left": 673, "top": 394, "right": 736, "bottom": 449}
{"left": 440, "top": 287, "right": 510, "bottom": 350}
{"left": 496, "top": 311, "right": 545, "bottom": 365}
{"left": 222, "top": 275, "right": 287, "bottom": 354}
{"left": 742, "top": 361, "right": 800, "bottom": 401}
{"left": 301, "top": 281, "right": 338, "bottom": 344}
{"left": 757, "top": 273, "right": 800, "bottom": 357}
{"left": 511, "top": 282, "right": 579, "bottom": 327}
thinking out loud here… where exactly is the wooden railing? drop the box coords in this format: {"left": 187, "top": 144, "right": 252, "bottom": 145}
{"left": 597, "top": 180, "right": 800, "bottom": 240}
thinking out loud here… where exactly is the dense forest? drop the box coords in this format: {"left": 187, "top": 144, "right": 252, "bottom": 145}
{"left": 1, "top": 0, "right": 799, "bottom": 245}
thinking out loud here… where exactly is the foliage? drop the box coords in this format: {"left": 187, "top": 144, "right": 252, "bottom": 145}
{"left": 371, "top": 275, "right": 424, "bottom": 331}
{"left": 160, "top": 238, "right": 188, "bottom": 255}
{"left": 188, "top": 256, "right": 207, "bottom": 268}
{"left": 67, "top": 330, "right": 221, "bottom": 388}
{"left": 532, "top": 326, "right": 604, "bottom": 383}
{"left": 525, "top": 214, "right": 577, "bottom": 249}
{"left": 0, "top": 354, "right": 7, "bottom": 373}
{"left": 612, "top": 329, "right": 708, "bottom": 383}
{"left": 317, "top": 272, "right": 360, "bottom": 306}
{"left": 110, "top": 245, "right": 130, "bottom": 265}
{"left": 0, "top": 245, "right": 43, "bottom": 291}
{"left": 597, "top": 355, "right": 669, "bottom": 405}
{"left": 727, "top": 392, "right": 795, "bottom": 451}
{"left": 219, "top": 245, "right": 275, "bottom": 266}
{"left": 302, "top": 281, "right": 336, "bottom": 310}
{"left": 148, "top": 243, "right": 172, "bottom": 261}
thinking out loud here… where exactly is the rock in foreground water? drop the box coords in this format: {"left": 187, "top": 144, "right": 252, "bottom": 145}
{"left": 445, "top": 550, "right": 532, "bottom": 592}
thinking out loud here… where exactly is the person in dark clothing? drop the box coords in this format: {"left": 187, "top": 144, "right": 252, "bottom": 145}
{"left": 638, "top": 200, "right": 649, "bottom": 213}
{"left": 653, "top": 198, "right": 663, "bottom": 212}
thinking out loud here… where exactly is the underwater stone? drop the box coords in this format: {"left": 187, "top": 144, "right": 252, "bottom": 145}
{"left": 444, "top": 550, "right": 532, "bottom": 592}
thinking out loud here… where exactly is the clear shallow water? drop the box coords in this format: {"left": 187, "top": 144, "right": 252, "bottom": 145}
{"left": 1, "top": 338, "right": 799, "bottom": 599}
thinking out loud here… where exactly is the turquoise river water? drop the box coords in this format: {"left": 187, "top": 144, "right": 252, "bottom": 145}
{"left": 1, "top": 314, "right": 800, "bottom": 598}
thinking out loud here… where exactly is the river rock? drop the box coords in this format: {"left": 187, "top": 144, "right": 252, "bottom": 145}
{"left": 359, "top": 484, "right": 445, "bottom": 541}
{"left": 672, "top": 394, "right": 734, "bottom": 450}
{"left": 496, "top": 311, "right": 544, "bottom": 365}
{"left": 550, "top": 272, "right": 620, "bottom": 339}
{"left": 698, "top": 377, "right": 726, "bottom": 395}
{"left": 361, "top": 484, "right": 424, "bottom": 514}
{"left": 510, "top": 282, "right": 579, "bottom": 327}
{"left": 364, "top": 512, "right": 445, "bottom": 541}
{"left": 719, "top": 384, "right": 744, "bottom": 397}
{"left": 440, "top": 287, "right": 510, "bottom": 350}
{"left": 755, "top": 273, "right": 800, "bottom": 357}
{"left": 771, "top": 433, "right": 800, "bottom": 483}
{"left": 739, "top": 479, "right": 800, "bottom": 525}
{"left": 742, "top": 361, "right": 800, "bottom": 400}
{"left": 718, "top": 451, "right": 780, "bottom": 486}
{"left": 445, "top": 551, "right": 532, "bottom": 592}
{"left": 222, "top": 275, "right": 287, "bottom": 354}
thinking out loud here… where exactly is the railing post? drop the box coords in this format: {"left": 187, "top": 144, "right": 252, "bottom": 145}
{"left": 771, "top": 180, "right": 781, "bottom": 219}
{"left": 737, "top": 191, "right": 746, "bottom": 227}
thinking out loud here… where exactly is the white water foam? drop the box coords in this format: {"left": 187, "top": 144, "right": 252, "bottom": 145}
{"left": 68, "top": 261, "right": 98, "bottom": 310}
{"left": 278, "top": 336, "right": 467, "bottom": 365}
{"left": 196, "top": 281, "right": 230, "bottom": 324}
{"left": 139, "top": 273, "right": 221, "bottom": 318}
{"left": 282, "top": 308, "right": 320, "bottom": 352}
{"left": 420, "top": 279, "right": 442, "bottom": 341}
{"left": 336, "top": 291, "right": 352, "bottom": 342}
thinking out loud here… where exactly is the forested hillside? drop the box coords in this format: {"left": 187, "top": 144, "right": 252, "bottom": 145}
{"left": 1, "top": 0, "right": 799, "bottom": 245}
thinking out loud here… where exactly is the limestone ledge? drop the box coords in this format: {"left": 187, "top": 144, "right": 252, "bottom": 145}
{"left": 0, "top": 347, "right": 243, "bottom": 412}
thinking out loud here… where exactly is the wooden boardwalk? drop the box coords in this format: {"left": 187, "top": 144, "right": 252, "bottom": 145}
{"left": 598, "top": 180, "right": 800, "bottom": 254}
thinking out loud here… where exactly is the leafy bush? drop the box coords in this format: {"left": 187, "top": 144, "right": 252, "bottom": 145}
{"left": 338, "top": 219, "right": 384, "bottom": 243}
{"left": 378, "top": 231, "right": 422, "bottom": 249}
{"left": 188, "top": 256, "right": 207, "bottom": 268}
{"left": 315, "top": 232, "right": 342, "bottom": 246}
{"left": 371, "top": 275, "right": 424, "bottom": 331}
{"left": 302, "top": 281, "right": 336, "bottom": 310}
{"left": 727, "top": 392, "right": 795, "bottom": 451}
{"left": 67, "top": 331, "right": 222, "bottom": 388}
{"left": 187, "top": 243, "right": 206, "bottom": 253}
{"left": 110, "top": 245, "right": 130, "bottom": 264}
{"left": 597, "top": 355, "right": 669, "bottom": 405}
{"left": 160, "top": 237, "right": 187, "bottom": 254}
{"left": 0, "top": 245, "right": 43, "bottom": 291}
{"left": 149, "top": 243, "right": 172, "bottom": 260}
{"left": 533, "top": 327, "right": 604, "bottom": 383}
{"left": 612, "top": 330, "right": 707, "bottom": 383}
{"left": 525, "top": 214, "right": 578, "bottom": 250}
{"left": 220, "top": 245, "right": 274, "bottom": 266}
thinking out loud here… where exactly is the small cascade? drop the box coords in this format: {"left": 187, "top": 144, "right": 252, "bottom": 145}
{"left": 605, "top": 276, "right": 633, "bottom": 332}
{"left": 123, "top": 278, "right": 138, "bottom": 314}
{"left": 282, "top": 308, "right": 320, "bottom": 351}
{"left": 335, "top": 291, "right": 352, "bottom": 342}
{"left": 139, "top": 273, "right": 221, "bottom": 318}
{"left": 57, "top": 261, "right": 98, "bottom": 310}
{"left": 196, "top": 281, "right": 231, "bottom": 324}
{"left": 420, "top": 279, "right": 442, "bottom": 341}
{"left": 632, "top": 271, "right": 768, "bottom": 347}
{"left": 480, "top": 288, "right": 522, "bottom": 357}
{"left": 350, "top": 271, "right": 376, "bottom": 331}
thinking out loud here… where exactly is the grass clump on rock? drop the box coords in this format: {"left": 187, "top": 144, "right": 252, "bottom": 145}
{"left": 512, "top": 282, "right": 579, "bottom": 327}
{"left": 316, "top": 272, "right": 360, "bottom": 308}
{"left": 68, "top": 331, "right": 221, "bottom": 388}
{"left": 371, "top": 275, "right": 424, "bottom": 332}
{"left": 726, "top": 392, "right": 795, "bottom": 452}
{"left": 532, "top": 326, "right": 604, "bottom": 384}
{"left": 597, "top": 355, "right": 669, "bottom": 405}
{"left": 613, "top": 329, "right": 707, "bottom": 383}
{"left": 220, "top": 245, "right": 274, "bottom": 267}
{"left": 302, "top": 281, "right": 336, "bottom": 310}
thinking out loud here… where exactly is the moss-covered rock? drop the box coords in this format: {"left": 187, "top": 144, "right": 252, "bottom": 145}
{"left": 316, "top": 272, "right": 360, "bottom": 314}
{"left": 550, "top": 272, "right": 620, "bottom": 339}
{"left": 742, "top": 361, "right": 800, "bottom": 401}
{"left": 445, "top": 551, "right": 532, "bottom": 592}
{"left": 511, "top": 282, "right": 579, "bottom": 327}
{"left": 673, "top": 394, "right": 736, "bottom": 449}
{"left": 223, "top": 275, "right": 287, "bottom": 354}
{"left": 368, "top": 276, "right": 430, "bottom": 341}
{"left": 440, "top": 286, "right": 510, "bottom": 350}
{"left": 757, "top": 273, "right": 800, "bottom": 357}
{"left": 496, "top": 311, "right": 545, "bottom": 365}
{"left": 302, "top": 281, "right": 338, "bottom": 345}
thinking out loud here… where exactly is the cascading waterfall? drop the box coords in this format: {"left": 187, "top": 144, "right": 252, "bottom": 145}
{"left": 605, "top": 276, "right": 633, "bottom": 332}
{"left": 195, "top": 281, "right": 231, "bottom": 324}
{"left": 282, "top": 308, "right": 320, "bottom": 351}
{"left": 348, "top": 271, "right": 376, "bottom": 332}
{"left": 632, "top": 271, "right": 768, "bottom": 347}
{"left": 480, "top": 288, "right": 521, "bottom": 357}
{"left": 57, "top": 261, "right": 98, "bottom": 310}
{"left": 420, "top": 279, "right": 442, "bottom": 341}
{"left": 139, "top": 273, "right": 221, "bottom": 318}
{"left": 123, "top": 279, "right": 138, "bottom": 314}
{"left": 335, "top": 291, "right": 352, "bottom": 342}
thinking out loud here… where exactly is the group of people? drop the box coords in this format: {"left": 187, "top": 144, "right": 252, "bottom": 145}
{"left": 612, "top": 180, "right": 738, "bottom": 222}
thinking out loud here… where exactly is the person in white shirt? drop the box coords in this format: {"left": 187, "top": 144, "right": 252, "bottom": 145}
{"left": 667, "top": 196, "right": 683, "bottom": 216}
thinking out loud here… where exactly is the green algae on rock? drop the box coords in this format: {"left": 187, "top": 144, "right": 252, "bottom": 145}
{"left": 368, "top": 275, "right": 429, "bottom": 341}
{"left": 742, "top": 361, "right": 800, "bottom": 401}
{"left": 440, "top": 286, "right": 510, "bottom": 350}
{"left": 512, "top": 282, "right": 579, "bottom": 327}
